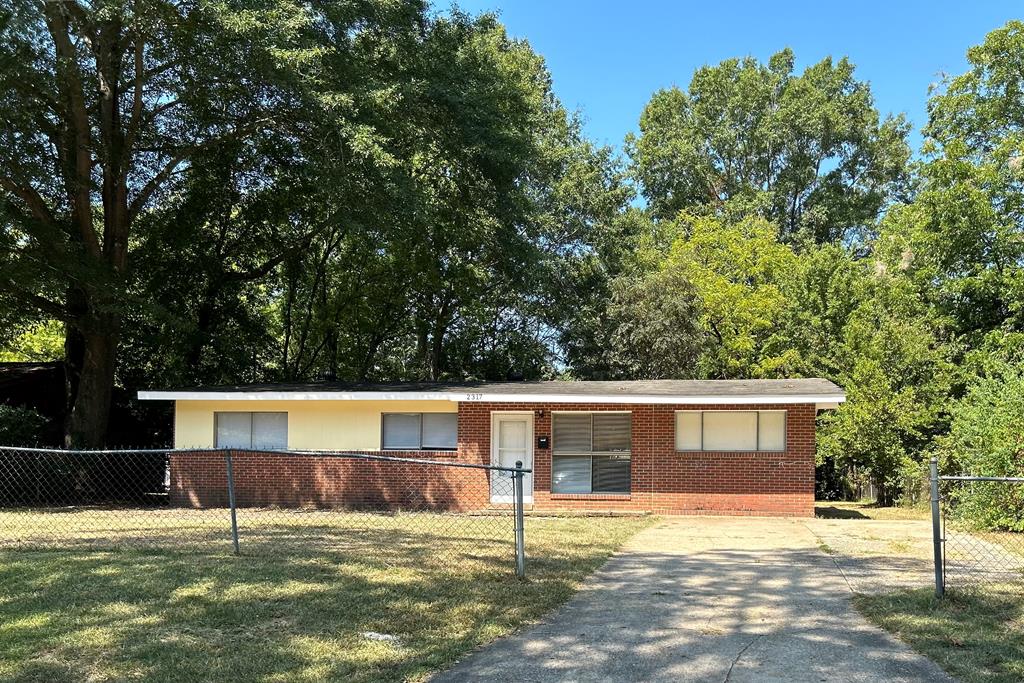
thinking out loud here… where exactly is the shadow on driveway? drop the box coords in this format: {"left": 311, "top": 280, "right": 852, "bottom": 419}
{"left": 433, "top": 517, "right": 952, "bottom": 682}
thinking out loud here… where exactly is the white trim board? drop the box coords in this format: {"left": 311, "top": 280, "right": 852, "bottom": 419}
{"left": 139, "top": 390, "right": 845, "bottom": 408}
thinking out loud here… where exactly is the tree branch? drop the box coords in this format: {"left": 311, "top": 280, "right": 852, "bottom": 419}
{"left": 0, "top": 177, "right": 57, "bottom": 228}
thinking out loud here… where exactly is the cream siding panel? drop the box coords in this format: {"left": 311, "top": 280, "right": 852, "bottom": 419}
{"left": 173, "top": 399, "right": 457, "bottom": 450}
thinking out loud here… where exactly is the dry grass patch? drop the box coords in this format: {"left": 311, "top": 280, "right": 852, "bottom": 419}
{"left": 856, "top": 586, "right": 1024, "bottom": 683}
{"left": 0, "top": 512, "right": 653, "bottom": 683}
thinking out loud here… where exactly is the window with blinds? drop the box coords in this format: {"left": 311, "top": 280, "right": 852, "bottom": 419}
{"left": 552, "top": 412, "right": 631, "bottom": 494}
{"left": 674, "top": 410, "right": 786, "bottom": 452}
{"left": 382, "top": 413, "right": 457, "bottom": 450}
{"left": 215, "top": 412, "right": 288, "bottom": 450}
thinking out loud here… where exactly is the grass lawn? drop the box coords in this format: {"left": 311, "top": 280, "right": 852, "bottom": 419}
{"left": 0, "top": 510, "right": 653, "bottom": 682}
{"left": 814, "top": 500, "right": 930, "bottom": 521}
{"left": 856, "top": 587, "right": 1024, "bottom": 683}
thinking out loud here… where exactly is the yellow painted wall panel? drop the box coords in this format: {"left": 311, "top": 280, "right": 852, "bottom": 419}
{"left": 173, "top": 399, "right": 458, "bottom": 449}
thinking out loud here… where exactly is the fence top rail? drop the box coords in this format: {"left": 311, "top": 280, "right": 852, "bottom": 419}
{"left": 0, "top": 445, "right": 533, "bottom": 474}
{"left": 939, "top": 475, "right": 1024, "bottom": 483}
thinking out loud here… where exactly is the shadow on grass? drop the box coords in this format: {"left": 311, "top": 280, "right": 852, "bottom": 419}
{"left": 0, "top": 516, "right": 652, "bottom": 683}
{"left": 855, "top": 586, "right": 1024, "bottom": 683}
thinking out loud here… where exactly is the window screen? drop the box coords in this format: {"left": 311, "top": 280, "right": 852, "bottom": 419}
{"left": 675, "top": 410, "right": 787, "bottom": 452}
{"left": 252, "top": 412, "right": 288, "bottom": 449}
{"left": 382, "top": 413, "right": 457, "bottom": 450}
{"left": 216, "top": 413, "right": 252, "bottom": 449}
{"left": 215, "top": 412, "right": 287, "bottom": 449}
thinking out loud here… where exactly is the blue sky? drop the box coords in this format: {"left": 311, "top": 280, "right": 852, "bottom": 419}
{"left": 455, "top": 1, "right": 1021, "bottom": 153}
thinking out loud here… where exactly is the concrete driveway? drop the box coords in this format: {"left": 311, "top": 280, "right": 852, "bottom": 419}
{"left": 435, "top": 517, "right": 952, "bottom": 682}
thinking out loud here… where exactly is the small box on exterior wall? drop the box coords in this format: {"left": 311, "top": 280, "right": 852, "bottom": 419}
{"left": 537, "top": 435, "right": 550, "bottom": 450}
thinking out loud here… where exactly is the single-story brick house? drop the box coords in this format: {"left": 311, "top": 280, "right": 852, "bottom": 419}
{"left": 138, "top": 378, "right": 844, "bottom": 516}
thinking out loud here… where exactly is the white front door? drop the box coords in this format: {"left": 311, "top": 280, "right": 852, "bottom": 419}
{"left": 490, "top": 413, "right": 534, "bottom": 503}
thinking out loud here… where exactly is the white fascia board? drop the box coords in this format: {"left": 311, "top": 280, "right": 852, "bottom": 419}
{"left": 138, "top": 390, "right": 847, "bottom": 405}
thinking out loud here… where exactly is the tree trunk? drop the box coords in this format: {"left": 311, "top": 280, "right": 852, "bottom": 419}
{"left": 66, "top": 321, "right": 119, "bottom": 448}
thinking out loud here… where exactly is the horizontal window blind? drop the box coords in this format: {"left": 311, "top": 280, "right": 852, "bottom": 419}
{"left": 552, "top": 455, "right": 591, "bottom": 493}
{"left": 215, "top": 412, "right": 287, "bottom": 449}
{"left": 382, "top": 413, "right": 421, "bottom": 450}
{"left": 422, "top": 413, "right": 457, "bottom": 449}
{"left": 675, "top": 410, "right": 787, "bottom": 452}
{"left": 592, "top": 413, "right": 631, "bottom": 452}
{"left": 383, "top": 413, "right": 457, "bottom": 450}
{"left": 553, "top": 413, "right": 592, "bottom": 452}
{"left": 552, "top": 412, "right": 632, "bottom": 494}
{"left": 592, "top": 455, "right": 630, "bottom": 493}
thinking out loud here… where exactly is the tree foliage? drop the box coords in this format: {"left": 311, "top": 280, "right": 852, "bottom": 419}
{"left": 628, "top": 49, "right": 911, "bottom": 244}
{"left": 3, "top": 5, "right": 1024, "bottom": 520}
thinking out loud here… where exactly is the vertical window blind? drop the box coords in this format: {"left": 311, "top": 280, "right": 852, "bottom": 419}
{"left": 552, "top": 413, "right": 631, "bottom": 494}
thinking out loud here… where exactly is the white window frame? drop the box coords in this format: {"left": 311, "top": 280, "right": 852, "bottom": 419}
{"left": 214, "top": 411, "right": 288, "bottom": 449}
{"left": 551, "top": 411, "right": 632, "bottom": 494}
{"left": 381, "top": 412, "right": 458, "bottom": 451}
{"left": 674, "top": 410, "right": 787, "bottom": 453}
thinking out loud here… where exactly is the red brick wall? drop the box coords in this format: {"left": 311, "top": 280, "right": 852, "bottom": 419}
{"left": 169, "top": 401, "right": 817, "bottom": 517}
{"left": 459, "top": 402, "right": 817, "bottom": 517}
{"left": 169, "top": 449, "right": 491, "bottom": 511}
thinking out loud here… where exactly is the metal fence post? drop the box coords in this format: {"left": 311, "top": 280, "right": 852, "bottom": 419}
{"left": 514, "top": 460, "right": 525, "bottom": 579}
{"left": 930, "top": 457, "right": 944, "bottom": 597}
{"left": 225, "top": 450, "right": 240, "bottom": 555}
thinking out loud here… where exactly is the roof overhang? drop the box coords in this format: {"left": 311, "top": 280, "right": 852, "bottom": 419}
{"left": 137, "top": 390, "right": 846, "bottom": 410}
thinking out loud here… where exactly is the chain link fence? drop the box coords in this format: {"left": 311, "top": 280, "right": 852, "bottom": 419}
{"left": 0, "top": 446, "right": 530, "bottom": 576}
{"left": 929, "top": 458, "right": 1024, "bottom": 595}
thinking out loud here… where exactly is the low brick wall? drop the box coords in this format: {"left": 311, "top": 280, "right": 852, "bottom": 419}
{"left": 169, "top": 450, "right": 491, "bottom": 512}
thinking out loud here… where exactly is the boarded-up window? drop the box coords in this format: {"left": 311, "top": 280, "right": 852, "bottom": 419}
{"left": 552, "top": 412, "right": 631, "bottom": 494}
{"left": 674, "top": 410, "right": 787, "bottom": 452}
{"left": 215, "top": 412, "right": 287, "bottom": 449}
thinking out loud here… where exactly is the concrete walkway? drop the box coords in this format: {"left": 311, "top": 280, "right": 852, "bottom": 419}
{"left": 435, "top": 517, "right": 952, "bottom": 682}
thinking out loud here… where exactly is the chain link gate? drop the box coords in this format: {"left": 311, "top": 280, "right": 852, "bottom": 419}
{"left": 930, "top": 457, "right": 1024, "bottom": 596}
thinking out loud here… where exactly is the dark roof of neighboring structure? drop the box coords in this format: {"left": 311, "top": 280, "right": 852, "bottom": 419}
{"left": 139, "top": 378, "right": 845, "bottom": 405}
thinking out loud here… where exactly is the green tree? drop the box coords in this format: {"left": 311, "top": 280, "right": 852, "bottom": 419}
{"left": 938, "top": 352, "right": 1024, "bottom": 530}
{"left": 629, "top": 49, "right": 910, "bottom": 244}
{"left": 0, "top": 320, "right": 64, "bottom": 362}
{"left": 605, "top": 266, "right": 704, "bottom": 379}
{"left": 878, "top": 21, "right": 1024, "bottom": 343}
{"left": 801, "top": 258, "right": 952, "bottom": 504}
{"left": 0, "top": 0, "right": 354, "bottom": 444}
